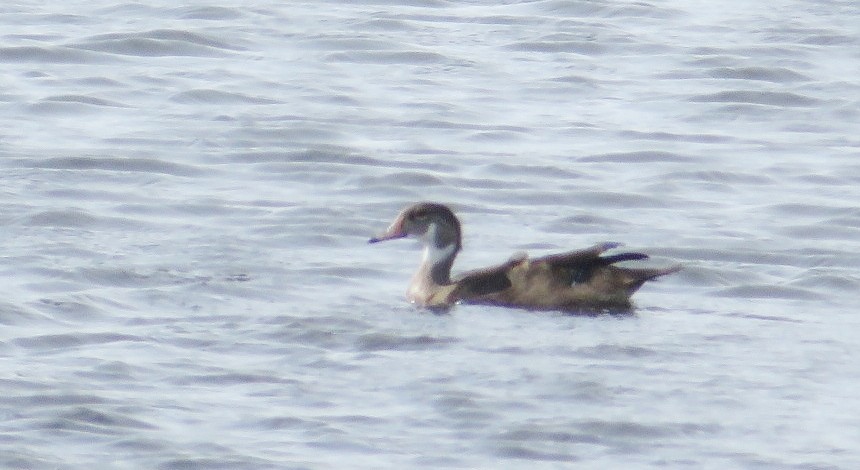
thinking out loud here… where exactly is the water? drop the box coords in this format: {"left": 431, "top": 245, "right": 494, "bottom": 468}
{"left": 2, "top": 1, "right": 859, "bottom": 468}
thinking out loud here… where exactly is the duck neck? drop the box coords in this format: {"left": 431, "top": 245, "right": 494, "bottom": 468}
{"left": 421, "top": 241, "right": 459, "bottom": 285}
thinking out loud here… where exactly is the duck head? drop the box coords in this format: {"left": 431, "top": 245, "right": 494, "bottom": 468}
{"left": 369, "top": 202, "right": 461, "bottom": 250}
{"left": 369, "top": 202, "right": 462, "bottom": 286}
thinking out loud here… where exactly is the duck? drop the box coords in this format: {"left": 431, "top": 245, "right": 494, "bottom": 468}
{"left": 369, "top": 202, "right": 680, "bottom": 312}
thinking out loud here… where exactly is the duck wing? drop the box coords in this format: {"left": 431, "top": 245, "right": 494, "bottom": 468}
{"left": 535, "top": 242, "right": 637, "bottom": 270}
{"left": 451, "top": 242, "right": 679, "bottom": 305}
{"left": 450, "top": 256, "right": 521, "bottom": 298}
{"left": 452, "top": 243, "right": 629, "bottom": 298}
{"left": 537, "top": 242, "right": 678, "bottom": 293}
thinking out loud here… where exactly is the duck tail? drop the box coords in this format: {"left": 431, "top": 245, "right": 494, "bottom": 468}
{"left": 639, "top": 264, "right": 682, "bottom": 280}
{"left": 599, "top": 252, "right": 649, "bottom": 265}
{"left": 620, "top": 264, "right": 682, "bottom": 294}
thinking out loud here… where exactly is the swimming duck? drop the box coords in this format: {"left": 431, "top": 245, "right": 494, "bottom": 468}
{"left": 369, "top": 202, "right": 680, "bottom": 312}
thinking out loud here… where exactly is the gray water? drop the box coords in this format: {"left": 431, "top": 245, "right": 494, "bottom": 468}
{"left": 2, "top": 1, "right": 859, "bottom": 468}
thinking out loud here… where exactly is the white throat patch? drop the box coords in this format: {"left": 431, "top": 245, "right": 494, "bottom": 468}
{"left": 423, "top": 242, "right": 457, "bottom": 267}
{"left": 422, "top": 223, "right": 457, "bottom": 267}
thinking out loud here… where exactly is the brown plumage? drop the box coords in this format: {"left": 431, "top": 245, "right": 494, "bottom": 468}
{"left": 369, "top": 202, "right": 680, "bottom": 312}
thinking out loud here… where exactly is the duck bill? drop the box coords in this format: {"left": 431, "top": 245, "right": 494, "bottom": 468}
{"left": 368, "top": 218, "right": 407, "bottom": 244}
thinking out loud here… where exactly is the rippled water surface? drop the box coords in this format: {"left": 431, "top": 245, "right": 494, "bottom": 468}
{"left": 2, "top": 1, "right": 859, "bottom": 468}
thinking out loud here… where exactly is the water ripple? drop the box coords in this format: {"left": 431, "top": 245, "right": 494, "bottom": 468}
{"left": 706, "top": 66, "right": 810, "bottom": 82}
{"left": 354, "top": 333, "right": 457, "bottom": 352}
{"left": 71, "top": 29, "right": 245, "bottom": 57}
{"left": 13, "top": 332, "right": 146, "bottom": 351}
{"left": 30, "top": 156, "right": 204, "bottom": 176}
{"left": 689, "top": 90, "right": 820, "bottom": 106}
{"left": 171, "top": 89, "right": 280, "bottom": 105}
{"left": 0, "top": 45, "right": 110, "bottom": 63}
